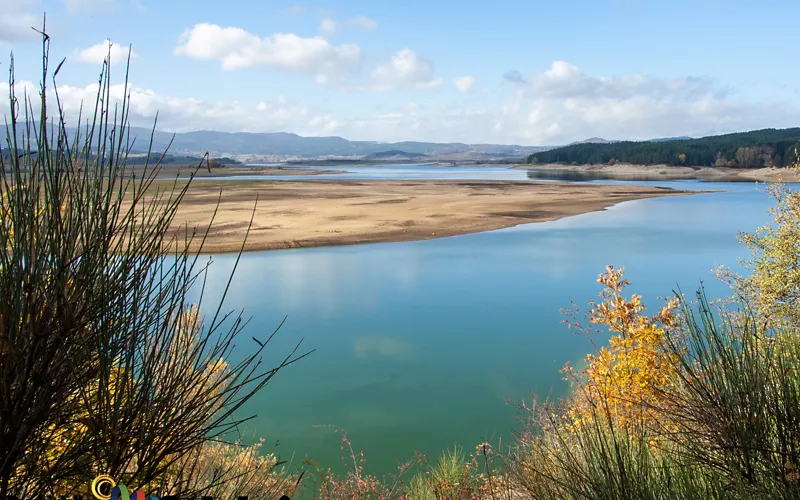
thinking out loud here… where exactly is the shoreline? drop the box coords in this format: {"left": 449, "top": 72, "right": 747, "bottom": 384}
{"left": 145, "top": 165, "right": 342, "bottom": 179}
{"left": 155, "top": 179, "right": 705, "bottom": 254}
{"left": 514, "top": 162, "right": 800, "bottom": 182}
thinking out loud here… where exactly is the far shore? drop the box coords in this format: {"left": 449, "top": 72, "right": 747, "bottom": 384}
{"left": 140, "top": 164, "right": 342, "bottom": 179}
{"left": 150, "top": 161, "right": 800, "bottom": 183}
{"left": 515, "top": 162, "right": 800, "bottom": 182}
{"left": 152, "top": 179, "right": 703, "bottom": 253}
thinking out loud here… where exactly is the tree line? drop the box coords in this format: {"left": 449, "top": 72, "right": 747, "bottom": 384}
{"left": 527, "top": 128, "right": 800, "bottom": 168}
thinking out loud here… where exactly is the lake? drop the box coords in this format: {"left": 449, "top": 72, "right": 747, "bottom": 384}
{"left": 190, "top": 166, "right": 776, "bottom": 475}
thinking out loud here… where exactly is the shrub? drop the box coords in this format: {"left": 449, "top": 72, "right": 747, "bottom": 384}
{"left": 310, "top": 429, "right": 420, "bottom": 499}
{"left": 507, "top": 275, "right": 800, "bottom": 498}
{"left": 720, "top": 155, "right": 800, "bottom": 325}
{"left": 0, "top": 29, "right": 305, "bottom": 498}
{"left": 562, "top": 266, "right": 679, "bottom": 429}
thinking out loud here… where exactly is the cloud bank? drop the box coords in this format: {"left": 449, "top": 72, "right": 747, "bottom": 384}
{"left": 2, "top": 61, "right": 796, "bottom": 146}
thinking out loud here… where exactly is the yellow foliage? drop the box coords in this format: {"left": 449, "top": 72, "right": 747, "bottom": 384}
{"left": 721, "top": 150, "right": 800, "bottom": 325}
{"left": 160, "top": 439, "right": 289, "bottom": 498}
{"left": 32, "top": 305, "right": 230, "bottom": 490}
{"left": 566, "top": 266, "right": 679, "bottom": 427}
{"left": 1, "top": 181, "right": 244, "bottom": 492}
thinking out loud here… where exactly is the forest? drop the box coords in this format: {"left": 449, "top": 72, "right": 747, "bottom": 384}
{"left": 527, "top": 128, "right": 800, "bottom": 168}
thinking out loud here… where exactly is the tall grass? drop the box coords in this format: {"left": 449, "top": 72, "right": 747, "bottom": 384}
{"left": 0, "top": 27, "right": 306, "bottom": 498}
{"left": 662, "top": 291, "right": 800, "bottom": 495}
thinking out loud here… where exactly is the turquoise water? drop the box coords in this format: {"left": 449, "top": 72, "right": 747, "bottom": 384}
{"left": 191, "top": 169, "right": 776, "bottom": 474}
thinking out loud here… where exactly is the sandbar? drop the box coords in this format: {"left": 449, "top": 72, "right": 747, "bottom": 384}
{"left": 517, "top": 163, "right": 800, "bottom": 182}
{"left": 147, "top": 179, "right": 699, "bottom": 253}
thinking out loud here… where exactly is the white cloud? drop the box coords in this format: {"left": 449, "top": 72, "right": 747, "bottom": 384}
{"left": 318, "top": 18, "right": 337, "bottom": 36}
{"left": 62, "top": 0, "right": 115, "bottom": 14}
{"left": 317, "top": 62, "right": 800, "bottom": 144}
{"left": 318, "top": 16, "right": 376, "bottom": 36}
{"left": 308, "top": 115, "right": 346, "bottom": 134}
{"left": 370, "top": 49, "right": 442, "bottom": 91}
{"left": 3, "top": 61, "right": 798, "bottom": 147}
{"left": 337, "top": 98, "right": 798, "bottom": 146}
{"left": 454, "top": 76, "right": 475, "bottom": 94}
{"left": 174, "top": 23, "right": 362, "bottom": 84}
{"left": 518, "top": 60, "right": 723, "bottom": 101}
{"left": 0, "top": 0, "right": 38, "bottom": 42}
{"left": 0, "top": 79, "right": 317, "bottom": 137}
{"left": 76, "top": 40, "right": 137, "bottom": 65}
{"left": 347, "top": 16, "right": 378, "bottom": 31}
{"left": 477, "top": 61, "right": 795, "bottom": 144}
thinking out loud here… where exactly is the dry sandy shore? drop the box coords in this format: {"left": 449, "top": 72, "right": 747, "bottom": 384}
{"left": 517, "top": 163, "right": 800, "bottom": 182}
{"left": 152, "top": 179, "right": 698, "bottom": 253}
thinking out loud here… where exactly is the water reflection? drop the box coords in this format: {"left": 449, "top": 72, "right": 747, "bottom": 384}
{"left": 525, "top": 168, "right": 758, "bottom": 183}
{"left": 526, "top": 168, "right": 681, "bottom": 182}
{"left": 187, "top": 164, "right": 534, "bottom": 182}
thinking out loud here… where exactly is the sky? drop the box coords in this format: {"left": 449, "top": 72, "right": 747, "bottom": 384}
{"left": 1, "top": 0, "right": 799, "bottom": 146}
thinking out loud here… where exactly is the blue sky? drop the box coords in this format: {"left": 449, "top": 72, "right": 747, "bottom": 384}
{"left": 1, "top": 0, "right": 798, "bottom": 145}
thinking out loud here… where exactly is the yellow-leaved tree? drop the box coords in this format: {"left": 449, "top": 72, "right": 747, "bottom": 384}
{"left": 721, "top": 151, "right": 800, "bottom": 325}
{"left": 565, "top": 266, "right": 679, "bottom": 428}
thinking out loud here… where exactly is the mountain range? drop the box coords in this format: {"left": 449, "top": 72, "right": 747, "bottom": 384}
{"left": 120, "top": 128, "right": 701, "bottom": 161}
{"left": 3, "top": 123, "right": 699, "bottom": 161}
{"left": 121, "top": 127, "right": 550, "bottom": 160}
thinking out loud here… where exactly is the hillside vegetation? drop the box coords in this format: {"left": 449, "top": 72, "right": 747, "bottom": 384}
{"left": 528, "top": 128, "right": 800, "bottom": 168}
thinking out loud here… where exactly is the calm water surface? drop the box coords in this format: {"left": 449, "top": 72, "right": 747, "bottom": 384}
{"left": 191, "top": 167, "right": 777, "bottom": 474}
{"left": 193, "top": 164, "right": 533, "bottom": 181}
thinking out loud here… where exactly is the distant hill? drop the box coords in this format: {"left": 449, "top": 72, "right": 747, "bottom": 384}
{"left": 570, "top": 137, "right": 616, "bottom": 145}
{"left": 124, "top": 153, "right": 241, "bottom": 166}
{"left": 116, "top": 127, "right": 549, "bottom": 160}
{"left": 527, "top": 128, "right": 800, "bottom": 168}
{"left": 1, "top": 123, "right": 550, "bottom": 160}
{"left": 363, "top": 150, "right": 429, "bottom": 160}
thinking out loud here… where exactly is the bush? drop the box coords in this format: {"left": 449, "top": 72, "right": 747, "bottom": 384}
{"left": 0, "top": 30, "right": 305, "bottom": 498}
{"left": 506, "top": 252, "right": 800, "bottom": 497}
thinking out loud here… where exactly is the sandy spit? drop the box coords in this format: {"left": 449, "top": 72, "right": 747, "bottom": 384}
{"left": 144, "top": 179, "right": 702, "bottom": 253}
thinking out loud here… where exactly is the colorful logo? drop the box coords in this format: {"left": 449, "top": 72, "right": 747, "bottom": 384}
{"left": 91, "top": 475, "right": 158, "bottom": 500}
{"left": 91, "top": 475, "right": 291, "bottom": 500}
